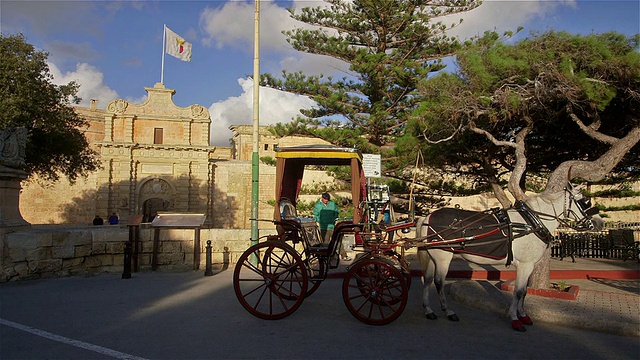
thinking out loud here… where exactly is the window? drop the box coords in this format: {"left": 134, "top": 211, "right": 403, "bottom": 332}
{"left": 154, "top": 128, "right": 163, "bottom": 144}
{"left": 264, "top": 144, "right": 269, "bottom": 151}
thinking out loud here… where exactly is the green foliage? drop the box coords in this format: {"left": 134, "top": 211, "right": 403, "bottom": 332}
{"left": 426, "top": 179, "right": 492, "bottom": 196}
{"left": 597, "top": 204, "right": 640, "bottom": 212}
{"left": 259, "top": 156, "right": 277, "bottom": 166}
{"left": 294, "top": 200, "right": 316, "bottom": 217}
{"left": 262, "top": 0, "right": 481, "bottom": 149}
{"left": 326, "top": 165, "right": 352, "bottom": 184}
{"left": 385, "top": 178, "right": 408, "bottom": 194}
{"left": 0, "top": 33, "right": 99, "bottom": 183}
{"left": 405, "top": 30, "right": 640, "bottom": 195}
{"left": 584, "top": 184, "right": 640, "bottom": 198}
{"left": 299, "top": 181, "right": 339, "bottom": 195}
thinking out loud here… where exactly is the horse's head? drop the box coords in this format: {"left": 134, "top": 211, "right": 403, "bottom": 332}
{"left": 565, "top": 183, "right": 603, "bottom": 231}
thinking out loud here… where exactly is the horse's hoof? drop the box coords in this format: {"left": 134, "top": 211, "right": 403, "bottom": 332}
{"left": 519, "top": 315, "right": 533, "bottom": 326}
{"left": 511, "top": 320, "right": 527, "bottom": 332}
{"left": 425, "top": 313, "right": 437, "bottom": 320}
{"left": 447, "top": 314, "right": 460, "bottom": 322}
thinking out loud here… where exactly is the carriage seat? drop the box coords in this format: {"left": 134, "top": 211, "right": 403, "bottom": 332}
{"left": 280, "top": 198, "right": 298, "bottom": 220}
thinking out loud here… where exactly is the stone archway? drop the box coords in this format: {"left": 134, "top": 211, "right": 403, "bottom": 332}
{"left": 142, "top": 197, "right": 170, "bottom": 222}
{"left": 138, "top": 178, "right": 174, "bottom": 222}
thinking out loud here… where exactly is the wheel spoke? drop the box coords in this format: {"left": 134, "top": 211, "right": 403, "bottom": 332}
{"left": 234, "top": 241, "right": 307, "bottom": 320}
{"left": 342, "top": 259, "right": 408, "bottom": 325}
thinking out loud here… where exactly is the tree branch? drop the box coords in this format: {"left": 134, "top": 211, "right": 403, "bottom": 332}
{"left": 567, "top": 109, "right": 619, "bottom": 145}
{"left": 545, "top": 126, "right": 640, "bottom": 194}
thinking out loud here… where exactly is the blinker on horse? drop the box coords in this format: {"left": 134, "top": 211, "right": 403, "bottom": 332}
{"left": 416, "top": 183, "right": 602, "bottom": 332}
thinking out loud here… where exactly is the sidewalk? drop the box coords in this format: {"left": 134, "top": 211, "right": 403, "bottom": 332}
{"left": 447, "top": 257, "right": 639, "bottom": 337}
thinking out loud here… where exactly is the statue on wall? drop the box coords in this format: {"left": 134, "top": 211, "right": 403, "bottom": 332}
{"left": 0, "top": 127, "right": 27, "bottom": 169}
{"left": 0, "top": 127, "right": 30, "bottom": 229}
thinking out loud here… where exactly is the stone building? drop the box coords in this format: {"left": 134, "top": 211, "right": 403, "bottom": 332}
{"left": 229, "top": 124, "right": 330, "bottom": 161}
{"left": 20, "top": 83, "right": 231, "bottom": 225}
{"left": 19, "top": 84, "right": 335, "bottom": 228}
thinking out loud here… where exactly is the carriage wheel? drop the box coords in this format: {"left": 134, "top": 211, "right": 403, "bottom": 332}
{"left": 342, "top": 258, "right": 408, "bottom": 325}
{"left": 285, "top": 238, "right": 325, "bottom": 298}
{"left": 353, "top": 258, "right": 408, "bottom": 306}
{"left": 233, "top": 241, "right": 307, "bottom": 320}
{"left": 302, "top": 253, "right": 325, "bottom": 297}
{"left": 387, "top": 252, "right": 412, "bottom": 291}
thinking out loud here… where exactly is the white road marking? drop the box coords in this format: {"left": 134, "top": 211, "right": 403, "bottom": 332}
{"left": 0, "top": 318, "right": 148, "bottom": 360}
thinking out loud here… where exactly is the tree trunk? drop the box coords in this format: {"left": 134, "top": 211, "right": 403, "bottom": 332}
{"left": 528, "top": 246, "right": 551, "bottom": 289}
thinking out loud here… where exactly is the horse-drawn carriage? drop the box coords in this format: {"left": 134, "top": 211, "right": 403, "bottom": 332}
{"left": 233, "top": 145, "right": 602, "bottom": 329}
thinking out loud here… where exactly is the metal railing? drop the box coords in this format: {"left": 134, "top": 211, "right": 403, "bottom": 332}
{"left": 552, "top": 224, "right": 639, "bottom": 261}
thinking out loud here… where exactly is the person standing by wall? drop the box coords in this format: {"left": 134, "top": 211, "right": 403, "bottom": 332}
{"left": 313, "top": 192, "right": 350, "bottom": 261}
{"left": 93, "top": 215, "right": 104, "bottom": 225}
{"left": 108, "top": 212, "right": 119, "bottom": 225}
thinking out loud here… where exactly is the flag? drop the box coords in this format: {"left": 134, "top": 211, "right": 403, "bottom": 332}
{"left": 165, "top": 26, "right": 192, "bottom": 62}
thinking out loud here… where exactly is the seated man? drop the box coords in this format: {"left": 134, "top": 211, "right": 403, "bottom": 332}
{"left": 313, "top": 192, "right": 350, "bottom": 261}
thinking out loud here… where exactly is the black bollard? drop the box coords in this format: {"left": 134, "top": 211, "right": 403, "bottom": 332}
{"left": 222, "top": 246, "right": 230, "bottom": 271}
{"left": 204, "top": 240, "right": 214, "bottom": 276}
{"left": 122, "top": 241, "right": 132, "bottom": 279}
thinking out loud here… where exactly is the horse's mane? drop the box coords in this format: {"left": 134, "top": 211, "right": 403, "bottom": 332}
{"left": 522, "top": 189, "right": 564, "bottom": 211}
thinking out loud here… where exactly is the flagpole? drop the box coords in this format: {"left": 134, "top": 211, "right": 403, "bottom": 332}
{"left": 160, "top": 24, "right": 166, "bottom": 84}
{"left": 250, "top": 0, "right": 260, "bottom": 252}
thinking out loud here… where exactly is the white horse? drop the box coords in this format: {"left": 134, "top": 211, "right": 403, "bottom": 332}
{"left": 416, "top": 184, "right": 603, "bottom": 331}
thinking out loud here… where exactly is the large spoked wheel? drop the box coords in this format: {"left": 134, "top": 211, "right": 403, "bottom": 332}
{"left": 342, "top": 258, "right": 408, "bottom": 325}
{"left": 386, "top": 251, "right": 412, "bottom": 291}
{"left": 286, "top": 238, "right": 325, "bottom": 298}
{"left": 233, "top": 241, "right": 308, "bottom": 320}
{"left": 301, "top": 252, "right": 325, "bottom": 297}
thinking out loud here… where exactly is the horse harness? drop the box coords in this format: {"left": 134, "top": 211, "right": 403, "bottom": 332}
{"left": 417, "top": 202, "right": 556, "bottom": 266}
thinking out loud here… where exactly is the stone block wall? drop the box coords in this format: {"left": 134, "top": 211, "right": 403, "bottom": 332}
{"left": 1, "top": 225, "right": 269, "bottom": 282}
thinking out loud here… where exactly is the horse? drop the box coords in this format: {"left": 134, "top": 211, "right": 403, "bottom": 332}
{"left": 416, "top": 183, "right": 603, "bottom": 331}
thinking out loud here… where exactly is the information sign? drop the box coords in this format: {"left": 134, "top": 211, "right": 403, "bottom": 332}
{"left": 362, "top": 153, "right": 381, "bottom": 178}
{"left": 151, "top": 213, "right": 206, "bottom": 228}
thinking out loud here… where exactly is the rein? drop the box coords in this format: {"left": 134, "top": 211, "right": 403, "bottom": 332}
{"left": 510, "top": 187, "right": 598, "bottom": 246}
{"left": 519, "top": 187, "right": 589, "bottom": 231}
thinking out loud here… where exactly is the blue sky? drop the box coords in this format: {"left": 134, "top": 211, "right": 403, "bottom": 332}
{"left": 1, "top": 0, "right": 638, "bottom": 145}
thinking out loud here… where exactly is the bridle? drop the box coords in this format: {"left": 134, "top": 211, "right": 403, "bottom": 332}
{"left": 563, "top": 187, "right": 600, "bottom": 229}
{"left": 522, "top": 185, "right": 600, "bottom": 231}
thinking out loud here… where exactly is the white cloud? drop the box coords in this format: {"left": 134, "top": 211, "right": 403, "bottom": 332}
{"left": 208, "top": 78, "right": 316, "bottom": 146}
{"left": 204, "top": 0, "right": 579, "bottom": 146}
{"left": 444, "top": 0, "right": 577, "bottom": 39}
{"left": 200, "top": 1, "right": 293, "bottom": 52}
{"left": 48, "top": 62, "right": 119, "bottom": 109}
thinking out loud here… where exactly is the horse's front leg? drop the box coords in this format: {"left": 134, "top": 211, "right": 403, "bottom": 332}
{"left": 418, "top": 249, "right": 437, "bottom": 320}
{"left": 510, "top": 262, "right": 534, "bottom": 332}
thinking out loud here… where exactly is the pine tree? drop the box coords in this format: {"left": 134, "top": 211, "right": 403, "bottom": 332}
{"left": 263, "top": 0, "right": 481, "bottom": 151}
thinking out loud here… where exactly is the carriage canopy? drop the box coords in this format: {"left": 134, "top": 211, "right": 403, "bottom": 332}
{"left": 274, "top": 145, "right": 366, "bottom": 223}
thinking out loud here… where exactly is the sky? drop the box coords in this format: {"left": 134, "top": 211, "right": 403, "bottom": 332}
{"left": 1, "top": 0, "right": 639, "bottom": 146}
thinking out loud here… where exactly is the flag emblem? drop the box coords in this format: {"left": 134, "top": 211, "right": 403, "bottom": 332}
{"left": 165, "top": 26, "right": 192, "bottom": 62}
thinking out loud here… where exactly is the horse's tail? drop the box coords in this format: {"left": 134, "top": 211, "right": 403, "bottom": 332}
{"left": 415, "top": 215, "right": 428, "bottom": 238}
{"left": 415, "top": 216, "right": 431, "bottom": 274}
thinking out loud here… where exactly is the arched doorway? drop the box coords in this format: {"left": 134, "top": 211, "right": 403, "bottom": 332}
{"left": 138, "top": 178, "right": 174, "bottom": 222}
{"left": 143, "top": 197, "right": 170, "bottom": 222}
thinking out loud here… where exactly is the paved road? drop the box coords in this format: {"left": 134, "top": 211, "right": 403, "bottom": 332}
{"left": 1, "top": 270, "right": 638, "bottom": 360}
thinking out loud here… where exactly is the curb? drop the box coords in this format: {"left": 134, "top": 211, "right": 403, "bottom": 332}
{"left": 330, "top": 268, "right": 640, "bottom": 280}
{"left": 499, "top": 279, "right": 580, "bottom": 300}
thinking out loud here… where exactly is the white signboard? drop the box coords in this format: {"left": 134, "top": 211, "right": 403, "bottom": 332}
{"left": 362, "top": 153, "right": 381, "bottom": 178}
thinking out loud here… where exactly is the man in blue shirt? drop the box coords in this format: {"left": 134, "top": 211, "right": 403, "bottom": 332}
{"left": 108, "top": 212, "right": 119, "bottom": 225}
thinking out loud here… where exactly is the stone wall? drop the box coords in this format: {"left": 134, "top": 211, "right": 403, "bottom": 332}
{"left": 0, "top": 225, "right": 273, "bottom": 282}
